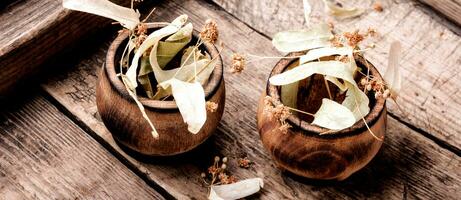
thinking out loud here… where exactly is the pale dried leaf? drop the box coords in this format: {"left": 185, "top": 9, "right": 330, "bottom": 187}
{"left": 126, "top": 15, "right": 188, "bottom": 90}
{"left": 322, "top": 0, "right": 365, "bottom": 19}
{"left": 313, "top": 98, "right": 356, "bottom": 130}
{"left": 153, "top": 58, "right": 217, "bottom": 99}
{"left": 299, "top": 46, "right": 352, "bottom": 64}
{"left": 159, "top": 79, "right": 206, "bottom": 134}
{"left": 208, "top": 178, "right": 264, "bottom": 200}
{"left": 157, "top": 23, "right": 193, "bottom": 68}
{"left": 63, "top": 0, "right": 140, "bottom": 30}
{"left": 272, "top": 23, "right": 333, "bottom": 53}
{"left": 269, "top": 61, "right": 355, "bottom": 86}
{"left": 384, "top": 41, "right": 402, "bottom": 100}
{"left": 342, "top": 82, "right": 370, "bottom": 121}
{"left": 281, "top": 63, "right": 299, "bottom": 108}
{"left": 324, "top": 75, "right": 347, "bottom": 91}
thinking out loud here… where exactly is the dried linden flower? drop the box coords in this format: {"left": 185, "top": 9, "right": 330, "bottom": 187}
{"left": 200, "top": 19, "right": 219, "bottom": 44}
{"left": 237, "top": 157, "right": 251, "bottom": 168}
{"left": 343, "top": 30, "right": 365, "bottom": 47}
{"left": 206, "top": 101, "right": 218, "bottom": 113}
{"left": 373, "top": 2, "right": 384, "bottom": 12}
{"left": 231, "top": 53, "right": 246, "bottom": 73}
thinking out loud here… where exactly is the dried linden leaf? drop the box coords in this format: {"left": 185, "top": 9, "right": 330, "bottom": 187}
{"left": 312, "top": 98, "right": 356, "bottom": 130}
{"left": 126, "top": 15, "right": 188, "bottom": 90}
{"left": 63, "top": 0, "right": 140, "bottom": 30}
{"left": 384, "top": 41, "right": 402, "bottom": 100}
{"left": 280, "top": 62, "right": 300, "bottom": 108}
{"left": 152, "top": 57, "right": 217, "bottom": 99}
{"left": 325, "top": 75, "right": 347, "bottom": 91}
{"left": 157, "top": 23, "right": 193, "bottom": 69}
{"left": 272, "top": 23, "right": 333, "bottom": 53}
{"left": 208, "top": 178, "right": 264, "bottom": 200}
{"left": 342, "top": 82, "right": 370, "bottom": 121}
{"left": 159, "top": 79, "right": 206, "bottom": 134}
{"left": 269, "top": 61, "right": 355, "bottom": 86}
{"left": 322, "top": 0, "right": 365, "bottom": 20}
{"left": 299, "top": 46, "right": 353, "bottom": 64}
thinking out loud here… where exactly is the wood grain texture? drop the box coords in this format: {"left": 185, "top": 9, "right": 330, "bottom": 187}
{"left": 212, "top": 0, "right": 461, "bottom": 155}
{"left": 0, "top": 0, "right": 134, "bottom": 96}
{"left": 257, "top": 54, "right": 387, "bottom": 180}
{"left": 418, "top": 0, "right": 461, "bottom": 26}
{"left": 0, "top": 95, "right": 163, "bottom": 199}
{"left": 40, "top": 0, "right": 461, "bottom": 199}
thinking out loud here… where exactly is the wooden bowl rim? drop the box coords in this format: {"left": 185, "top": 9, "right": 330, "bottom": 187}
{"left": 105, "top": 23, "right": 223, "bottom": 110}
{"left": 266, "top": 52, "right": 386, "bottom": 138}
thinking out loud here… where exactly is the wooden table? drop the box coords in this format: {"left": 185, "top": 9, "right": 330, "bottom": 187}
{"left": 1, "top": 0, "right": 460, "bottom": 199}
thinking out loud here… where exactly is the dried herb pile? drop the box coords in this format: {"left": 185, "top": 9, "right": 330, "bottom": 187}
{"left": 64, "top": 0, "right": 219, "bottom": 139}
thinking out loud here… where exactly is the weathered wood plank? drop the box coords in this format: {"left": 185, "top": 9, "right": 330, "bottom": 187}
{"left": 0, "top": 94, "right": 164, "bottom": 199}
{"left": 212, "top": 0, "right": 461, "bottom": 153}
{"left": 0, "top": 0, "right": 135, "bottom": 97}
{"left": 418, "top": 0, "right": 461, "bottom": 26}
{"left": 40, "top": 0, "right": 461, "bottom": 199}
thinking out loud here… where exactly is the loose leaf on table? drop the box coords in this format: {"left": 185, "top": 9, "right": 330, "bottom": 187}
{"left": 341, "top": 82, "right": 370, "bottom": 121}
{"left": 272, "top": 23, "right": 333, "bottom": 53}
{"left": 159, "top": 79, "right": 206, "bottom": 134}
{"left": 383, "top": 41, "right": 402, "bottom": 100}
{"left": 322, "top": 0, "right": 365, "bottom": 19}
{"left": 157, "top": 23, "right": 193, "bottom": 69}
{"left": 63, "top": 0, "right": 140, "bottom": 30}
{"left": 299, "top": 46, "right": 352, "bottom": 64}
{"left": 269, "top": 61, "right": 355, "bottom": 86}
{"left": 312, "top": 98, "right": 356, "bottom": 130}
{"left": 208, "top": 178, "right": 264, "bottom": 200}
{"left": 126, "top": 15, "right": 188, "bottom": 90}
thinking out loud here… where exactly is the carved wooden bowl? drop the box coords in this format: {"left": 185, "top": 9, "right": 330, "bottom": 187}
{"left": 96, "top": 24, "right": 225, "bottom": 156}
{"left": 257, "top": 53, "right": 386, "bottom": 180}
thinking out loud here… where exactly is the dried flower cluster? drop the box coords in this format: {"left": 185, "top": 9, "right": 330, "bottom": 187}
{"left": 237, "top": 157, "right": 252, "bottom": 169}
{"left": 360, "top": 77, "right": 390, "bottom": 99}
{"left": 206, "top": 101, "right": 218, "bottom": 113}
{"left": 373, "top": 2, "right": 384, "bottom": 12}
{"left": 200, "top": 19, "right": 219, "bottom": 44}
{"left": 343, "top": 30, "right": 365, "bottom": 47}
{"left": 230, "top": 53, "right": 246, "bottom": 73}
{"left": 202, "top": 156, "right": 237, "bottom": 186}
{"left": 329, "top": 28, "right": 378, "bottom": 49}
{"left": 134, "top": 23, "right": 148, "bottom": 48}
{"left": 264, "top": 96, "right": 291, "bottom": 133}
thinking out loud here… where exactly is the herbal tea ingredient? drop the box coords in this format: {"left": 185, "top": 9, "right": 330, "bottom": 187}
{"left": 202, "top": 156, "right": 264, "bottom": 200}
{"left": 63, "top": 0, "right": 220, "bottom": 138}
{"left": 247, "top": 0, "right": 400, "bottom": 138}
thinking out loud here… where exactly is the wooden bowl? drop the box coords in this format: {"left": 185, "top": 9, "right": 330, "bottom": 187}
{"left": 96, "top": 24, "right": 225, "bottom": 156}
{"left": 257, "top": 53, "right": 386, "bottom": 180}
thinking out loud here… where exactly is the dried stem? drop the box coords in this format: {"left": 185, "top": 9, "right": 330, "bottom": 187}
{"left": 324, "top": 75, "right": 333, "bottom": 99}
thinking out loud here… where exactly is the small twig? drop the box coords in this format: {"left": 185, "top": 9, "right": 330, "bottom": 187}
{"left": 142, "top": 8, "right": 156, "bottom": 23}
{"left": 324, "top": 75, "right": 333, "bottom": 99}
{"left": 286, "top": 106, "right": 315, "bottom": 117}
